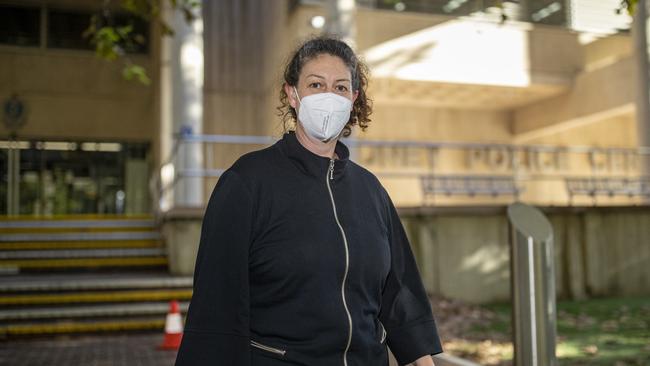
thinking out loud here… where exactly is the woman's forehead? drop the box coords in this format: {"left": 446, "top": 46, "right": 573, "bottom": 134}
{"left": 300, "top": 54, "right": 351, "bottom": 81}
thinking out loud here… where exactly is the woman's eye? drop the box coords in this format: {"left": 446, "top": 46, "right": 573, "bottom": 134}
{"left": 336, "top": 85, "right": 349, "bottom": 92}
{"left": 308, "top": 82, "right": 322, "bottom": 89}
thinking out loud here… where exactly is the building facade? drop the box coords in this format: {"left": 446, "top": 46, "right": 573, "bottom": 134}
{"left": 1, "top": 0, "right": 648, "bottom": 303}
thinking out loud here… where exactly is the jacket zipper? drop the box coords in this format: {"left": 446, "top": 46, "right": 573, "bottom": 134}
{"left": 250, "top": 340, "right": 286, "bottom": 356}
{"left": 326, "top": 158, "right": 353, "bottom": 366}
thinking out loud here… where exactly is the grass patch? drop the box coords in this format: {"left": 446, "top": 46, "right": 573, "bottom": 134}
{"left": 447, "top": 296, "right": 650, "bottom": 366}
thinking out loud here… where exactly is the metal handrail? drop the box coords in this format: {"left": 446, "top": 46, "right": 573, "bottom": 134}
{"left": 167, "top": 133, "right": 650, "bottom": 154}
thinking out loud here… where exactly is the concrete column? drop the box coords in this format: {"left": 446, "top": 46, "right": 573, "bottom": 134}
{"left": 417, "top": 217, "right": 439, "bottom": 295}
{"left": 163, "top": 0, "right": 287, "bottom": 275}
{"left": 325, "top": 0, "right": 358, "bottom": 161}
{"left": 6, "top": 145, "right": 19, "bottom": 215}
{"left": 125, "top": 159, "right": 149, "bottom": 214}
{"left": 565, "top": 214, "right": 587, "bottom": 300}
{"left": 326, "top": 0, "right": 357, "bottom": 47}
{"left": 201, "top": 0, "right": 287, "bottom": 197}
{"left": 159, "top": 2, "right": 204, "bottom": 211}
{"left": 634, "top": 0, "right": 650, "bottom": 170}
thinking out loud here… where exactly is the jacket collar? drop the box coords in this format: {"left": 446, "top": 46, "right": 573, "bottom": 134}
{"left": 277, "top": 130, "right": 349, "bottom": 180}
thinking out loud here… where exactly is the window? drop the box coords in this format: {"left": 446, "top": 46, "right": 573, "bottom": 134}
{"left": 0, "top": 5, "right": 41, "bottom": 47}
{"left": 47, "top": 8, "right": 149, "bottom": 53}
{"left": 1, "top": 139, "right": 150, "bottom": 215}
{"left": 47, "top": 9, "right": 94, "bottom": 50}
{"left": 112, "top": 13, "right": 150, "bottom": 54}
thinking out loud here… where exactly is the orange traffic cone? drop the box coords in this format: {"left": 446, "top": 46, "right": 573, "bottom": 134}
{"left": 159, "top": 300, "right": 184, "bottom": 350}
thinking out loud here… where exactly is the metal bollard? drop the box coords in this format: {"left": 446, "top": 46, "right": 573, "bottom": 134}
{"left": 507, "top": 202, "right": 557, "bottom": 366}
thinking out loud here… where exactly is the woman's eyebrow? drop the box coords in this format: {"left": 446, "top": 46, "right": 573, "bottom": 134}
{"left": 305, "top": 74, "right": 325, "bottom": 79}
{"left": 305, "top": 74, "right": 350, "bottom": 83}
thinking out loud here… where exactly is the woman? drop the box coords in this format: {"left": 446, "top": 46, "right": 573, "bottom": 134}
{"left": 175, "top": 37, "right": 442, "bottom": 366}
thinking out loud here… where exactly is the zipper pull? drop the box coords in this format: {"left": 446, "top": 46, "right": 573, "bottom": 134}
{"left": 329, "top": 159, "right": 335, "bottom": 180}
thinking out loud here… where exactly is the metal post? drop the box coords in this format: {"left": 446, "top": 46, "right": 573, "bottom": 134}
{"left": 508, "top": 202, "right": 557, "bottom": 366}
{"left": 6, "top": 143, "right": 20, "bottom": 216}
{"left": 6, "top": 146, "right": 12, "bottom": 215}
{"left": 12, "top": 145, "right": 19, "bottom": 215}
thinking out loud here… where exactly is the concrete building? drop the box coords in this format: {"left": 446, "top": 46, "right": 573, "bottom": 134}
{"left": 0, "top": 0, "right": 648, "bottom": 338}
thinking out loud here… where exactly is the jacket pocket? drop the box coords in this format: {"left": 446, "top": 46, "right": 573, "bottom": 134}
{"left": 250, "top": 339, "right": 287, "bottom": 357}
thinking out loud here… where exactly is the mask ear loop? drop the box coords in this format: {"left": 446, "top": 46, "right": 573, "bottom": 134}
{"left": 293, "top": 86, "right": 302, "bottom": 106}
{"left": 292, "top": 86, "right": 303, "bottom": 133}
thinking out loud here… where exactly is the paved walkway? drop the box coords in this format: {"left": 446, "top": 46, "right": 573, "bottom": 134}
{"left": 1, "top": 333, "right": 474, "bottom": 366}
{"left": 0, "top": 333, "right": 177, "bottom": 366}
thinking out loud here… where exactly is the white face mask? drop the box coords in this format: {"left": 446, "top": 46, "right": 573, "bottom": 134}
{"left": 294, "top": 87, "right": 353, "bottom": 142}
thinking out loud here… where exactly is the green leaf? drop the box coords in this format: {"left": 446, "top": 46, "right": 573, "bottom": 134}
{"left": 182, "top": 7, "right": 196, "bottom": 23}
{"left": 621, "top": 0, "right": 638, "bottom": 15}
{"left": 84, "top": 0, "right": 197, "bottom": 86}
{"left": 122, "top": 64, "right": 151, "bottom": 85}
{"left": 116, "top": 24, "right": 134, "bottom": 39}
{"left": 160, "top": 21, "right": 175, "bottom": 36}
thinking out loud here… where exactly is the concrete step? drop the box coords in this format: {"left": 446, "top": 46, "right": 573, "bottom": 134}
{"left": 0, "top": 273, "right": 192, "bottom": 292}
{"left": 0, "top": 248, "right": 167, "bottom": 260}
{"left": 0, "top": 301, "right": 190, "bottom": 321}
{"left": 0, "top": 256, "right": 168, "bottom": 274}
{"left": 0, "top": 240, "right": 162, "bottom": 250}
{"left": 0, "top": 273, "right": 193, "bottom": 338}
{"left": 0, "top": 288, "right": 192, "bottom": 307}
{"left": 0, "top": 227, "right": 157, "bottom": 235}
{"left": 0, "top": 218, "right": 156, "bottom": 230}
{"left": 0, "top": 215, "right": 165, "bottom": 274}
{"left": 0, "top": 231, "right": 161, "bottom": 242}
{"left": 0, "top": 316, "right": 170, "bottom": 337}
{"left": 0, "top": 216, "right": 187, "bottom": 339}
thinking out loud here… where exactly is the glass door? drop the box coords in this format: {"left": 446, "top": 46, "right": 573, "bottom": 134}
{"left": 1, "top": 140, "right": 150, "bottom": 216}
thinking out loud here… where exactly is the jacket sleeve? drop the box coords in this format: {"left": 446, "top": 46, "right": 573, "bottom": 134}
{"left": 378, "top": 191, "right": 443, "bottom": 365}
{"left": 175, "top": 169, "right": 254, "bottom": 366}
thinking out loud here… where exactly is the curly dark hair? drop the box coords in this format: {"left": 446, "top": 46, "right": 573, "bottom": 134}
{"left": 277, "top": 36, "right": 372, "bottom": 137}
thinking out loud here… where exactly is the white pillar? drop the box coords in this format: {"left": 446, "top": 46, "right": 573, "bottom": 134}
{"left": 160, "top": 2, "right": 204, "bottom": 210}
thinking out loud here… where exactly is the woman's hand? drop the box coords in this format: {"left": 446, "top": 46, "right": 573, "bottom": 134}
{"left": 411, "top": 354, "right": 435, "bottom": 366}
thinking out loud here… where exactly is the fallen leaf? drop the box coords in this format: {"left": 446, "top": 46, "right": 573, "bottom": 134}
{"left": 583, "top": 344, "right": 599, "bottom": 356}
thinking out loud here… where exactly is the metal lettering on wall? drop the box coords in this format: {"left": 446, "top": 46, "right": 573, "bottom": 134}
{"left": 156, "top": 134, "right": 650, "bottom": 208}
{"left": 360, "top": 146, "right": 435, "bottom": 170}
{"left": 358, "top": 144, "right": 639, "bottom": 175}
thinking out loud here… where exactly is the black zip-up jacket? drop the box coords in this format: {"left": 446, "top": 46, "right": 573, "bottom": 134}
{"left": 175, "top": 131, "right": 442, "bottom": 366}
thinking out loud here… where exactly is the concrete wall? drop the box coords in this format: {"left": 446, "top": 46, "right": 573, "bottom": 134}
{"left": 160, "top": 208, "right": 203, "bottom": 275}
{"left": 513, "top": 55, "right": 635, "bottom": 140}
{"left": 401, "top": 206, "right": 650, "bottom": 303}
{"left": 163, "top": 204, "right": 650, "bottom": 303}
{"left": 402, "top": 210, "right": 511, "bottom": 304}
{"left": 0, "top": 0, "right": 158, "bottom": 143}
{"left": 0, "top": 49, "right": 156, "bottom": 142}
